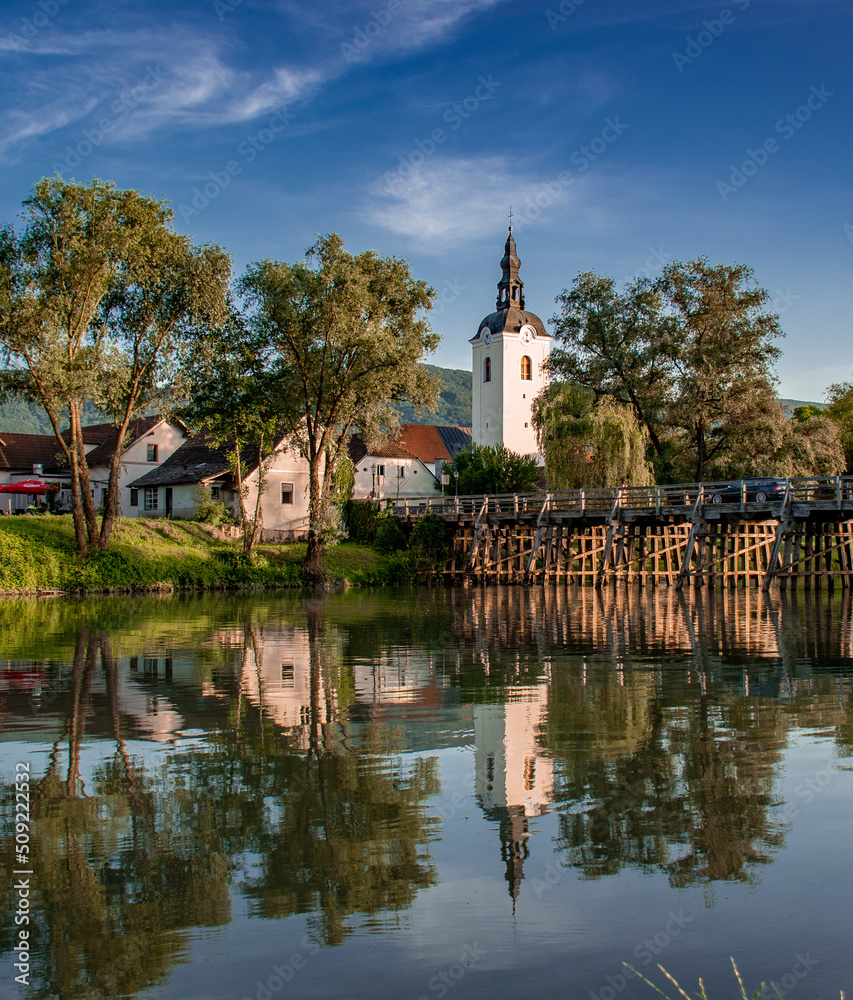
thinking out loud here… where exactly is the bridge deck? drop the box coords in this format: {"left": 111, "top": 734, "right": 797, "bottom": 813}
{"left": 381, "top": 477, "right": 853, "bottom": 590}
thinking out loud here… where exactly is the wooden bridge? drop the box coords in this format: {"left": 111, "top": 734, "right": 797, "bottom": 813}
{"left": 387, "top": 477, "right": 853, "bottom": 590}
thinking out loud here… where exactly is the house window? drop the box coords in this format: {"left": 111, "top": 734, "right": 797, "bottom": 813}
{"left": 375, "top": 464, "right": 385, "bottom": 478}
{"left": 147, "top": 444, "right": 158, "bottom": 462}
{"left": 483, "top": 357, "right": 491, "bottom": 383}
{"left": 144, "top": 487, "right": 159, "bottom": 511}
{"left": 211, "top": 487, "right": 220, "bottom": 499}
{"left": 397, "top": 466, "right": 406, "bottom": 478}
{"left": 281, "top": 662, "right": 295, "bottom": 688}
{"left": 129, "top": 488, "right": 139, "bottom": 507}
{"left": 520, "top": 355, "right": 532, "bottom": 380}
{"left": 281, "top": 482, "right": 294, "bottom": 505}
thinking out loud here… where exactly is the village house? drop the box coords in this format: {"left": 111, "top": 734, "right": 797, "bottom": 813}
{"left": 126, "top": 432, "right": 311, "bottom": 540}
{"left": 349, "top": 424, "right": 472, "bottom": 500}
{"left": 0, "top": 416, "right": 186, "bottom": 513}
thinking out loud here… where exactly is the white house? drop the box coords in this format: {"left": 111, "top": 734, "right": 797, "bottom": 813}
{"left": 127, "top": 432, "right": 312, "bottom": 540}
{"left": 349, "top": 424, "right": 472, "bottom": 500}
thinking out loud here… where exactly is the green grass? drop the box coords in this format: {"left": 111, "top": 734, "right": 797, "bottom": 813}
{"left": 0, "top": 517, "right": 417, "bottom": 594}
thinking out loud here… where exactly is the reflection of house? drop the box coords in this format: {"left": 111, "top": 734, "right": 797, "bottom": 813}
{"left": 349, "top": 424, "right": 471, "bottom": 500}
{"left": 127, "top": 433, "right": 311, "bottom": 539}
{"left": 474, "top": 682, "right": 553, "bottom": 905}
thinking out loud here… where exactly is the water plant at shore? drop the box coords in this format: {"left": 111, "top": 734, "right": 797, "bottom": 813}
{"left": 625, "top": 959, "right": 845, "bottom": 1000}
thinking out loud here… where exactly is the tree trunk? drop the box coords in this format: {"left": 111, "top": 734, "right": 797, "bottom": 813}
{"left": 695, "top": 421, "right": 707, "bottom": 482}
{"left": 99, "top": 413, "right": 134, "bottom": 550}
{"left": 67, "top": 408, "right": 90, "bottom": 559}
{"left": 303, "top": 456, "right": 326, "bottom": 581}
{"left": 244, "top": 435, "right": 266, "bottom": 553}
{"left": 70, "top": 402, "right": 100, "bottom": 545}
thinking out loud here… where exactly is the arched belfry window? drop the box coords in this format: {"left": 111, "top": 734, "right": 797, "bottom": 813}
{"left": 520, "top": 355, "right": 532, "bottom": 380}
{"left": 483, "top": 356, "right": 492, "bottom": 383}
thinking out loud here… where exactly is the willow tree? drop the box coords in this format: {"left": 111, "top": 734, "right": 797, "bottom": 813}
{"left": 0, "top": 177, "right": 229, "bottom": 556}
{"left": 239, "top": 234, "right": 439, "bottom": 579}
{"left": 533, "top": 382, "right": 651, "bottom": 489}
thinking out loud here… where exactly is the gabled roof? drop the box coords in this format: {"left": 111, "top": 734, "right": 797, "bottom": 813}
{"left": 127, "top": 432, "right": 286, "bottom": 489}
{"left": 0, "top": 433, "right": 66, "bottom": 473}
{"left": 348, "top": 425, "right": 472, "bottom": 469}
{"left": 83, "top": 416, "right": 175, "bottom": 467}
{"left": 128, "top": 434, "right": 232, "bottom": 488}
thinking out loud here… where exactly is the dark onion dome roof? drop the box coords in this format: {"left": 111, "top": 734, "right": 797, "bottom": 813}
{"left": 471, "top": 224, "right": 550, "bottom": 341}
{"left": 472, "top": 307, "right": 549, "bottom": 340}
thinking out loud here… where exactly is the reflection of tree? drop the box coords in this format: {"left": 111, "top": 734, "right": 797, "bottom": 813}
{"left": 545, "top": 664, "right": 787, "bottom": 886}
{"left": 1, "top": 628, "right": 232, "bottom": 1000}
{"left": 1, "top": 612, "right": 439, "bottom": 997}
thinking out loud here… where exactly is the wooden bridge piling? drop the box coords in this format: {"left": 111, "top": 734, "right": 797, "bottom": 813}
{"left": 386, "top": 476, "right": 853, "bottom": 590}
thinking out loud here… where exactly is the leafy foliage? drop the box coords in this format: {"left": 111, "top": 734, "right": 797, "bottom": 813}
{"left": 192, "top": 486, "right": 231, "bottom": 527}
{"left": 238, "top": 233, "right": 440, "bottom": 578}
{"left": 533, "top": 382, "right": 652, "bottom": 488}
{"left": 446, "top": 442, "right": 540, "bottom": 495}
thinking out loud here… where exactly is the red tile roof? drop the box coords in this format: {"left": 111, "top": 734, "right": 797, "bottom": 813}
{"left": 0, "top": 433, "right": 66, "bottom": 472}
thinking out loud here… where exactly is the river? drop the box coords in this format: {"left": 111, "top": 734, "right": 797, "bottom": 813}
{"left": 1, "top": 586, "right": 851, "bottom": 999}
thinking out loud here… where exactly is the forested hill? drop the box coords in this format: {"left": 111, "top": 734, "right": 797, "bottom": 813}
{"left": 0, "top": 400, "right": 110, "bottom": 434}
{"left": 0, "top": 374, "right": 819, "bottom": 435}
{"left": 395, "top": 365, "right": 472, "bottom": 426}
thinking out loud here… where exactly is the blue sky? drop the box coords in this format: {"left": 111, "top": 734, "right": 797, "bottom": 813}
{"left": 1, "top": 0, "right": 850, "bottom": 399}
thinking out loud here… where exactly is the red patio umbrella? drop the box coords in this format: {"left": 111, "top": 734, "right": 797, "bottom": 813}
{"left": 0, "top": 480, "right": 60, "bottom": 495}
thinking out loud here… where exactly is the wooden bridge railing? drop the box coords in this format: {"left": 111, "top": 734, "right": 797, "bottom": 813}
{"left": 385, "top": 476, "right": 853, "bottom": 520}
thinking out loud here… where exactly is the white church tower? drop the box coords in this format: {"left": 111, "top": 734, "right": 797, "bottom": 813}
{"left": 471, "top": 224, "right": 550, "bottom": 459}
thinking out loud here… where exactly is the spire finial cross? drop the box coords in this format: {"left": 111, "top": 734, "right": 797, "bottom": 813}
{"left": 508, "top": 206, "right": 513, "bottom": 231}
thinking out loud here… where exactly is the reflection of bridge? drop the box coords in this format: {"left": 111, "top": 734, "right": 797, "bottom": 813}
{"left": 390, "top": 477, "right": 853, "bottom": 590}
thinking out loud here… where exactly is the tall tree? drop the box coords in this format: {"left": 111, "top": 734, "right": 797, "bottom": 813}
{"left": 181, "top": 311, "right": 283, "bottom": 552}
{"left": 548, "top": 273, "right": 672, "bottom": 476}
{"left": 238, "top": 234, "right": 439, "bottom": 579}
{"left": 657, "top": 258, "right": 783, "bottom": 482}
{"left": 533, "top": 382, "right": 652, "bottom": 489}
{"left": 825, "top": 380, "right": 853, "bottom": 473}
{"left": 0, "top": 177, "right": 229, "bottom": 556}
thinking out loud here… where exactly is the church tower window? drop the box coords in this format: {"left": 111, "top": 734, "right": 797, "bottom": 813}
{"left": 520, "top": 356, "right": 532, "bottom": 380}
{"left": 483, "top": 356, "right": 492, "bottom": 383}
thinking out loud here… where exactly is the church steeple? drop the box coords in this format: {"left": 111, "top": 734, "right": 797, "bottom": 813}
{"left": 496, "top": 222, "right": 525, "bottom": 311}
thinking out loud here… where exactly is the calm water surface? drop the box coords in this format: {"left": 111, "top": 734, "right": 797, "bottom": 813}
{"left": 1, "top": 587, "right": 852, "bottom": 1000}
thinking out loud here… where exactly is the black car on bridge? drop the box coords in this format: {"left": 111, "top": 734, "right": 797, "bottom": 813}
{"left": 706, "top": 477, "right": 788, "bottom": 505}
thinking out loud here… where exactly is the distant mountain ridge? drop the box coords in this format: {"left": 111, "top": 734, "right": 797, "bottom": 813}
{"left": 0, "top": 375, "right": 821, "bottom": 435}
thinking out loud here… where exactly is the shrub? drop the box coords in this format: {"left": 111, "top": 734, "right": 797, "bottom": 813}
{"left": 192, "top": 486, "right": 230, "bottom": 527}
{"left": 375, "top": 515, "right": 408, "bottom": 553}
{"left": 343, "top": 500, "right": 379, "bottom": 543}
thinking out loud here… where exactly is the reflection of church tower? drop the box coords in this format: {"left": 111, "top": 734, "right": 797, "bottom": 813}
{"left": 471, "top": 225, "right": 551, "bottom": 459}
{"left": 473, "top": 684, "right": 554, "bottom": 906}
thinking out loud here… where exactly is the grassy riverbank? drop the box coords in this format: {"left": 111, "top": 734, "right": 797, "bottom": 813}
{"left": 0, "top": 515, "right": 412, "bottom": 594}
